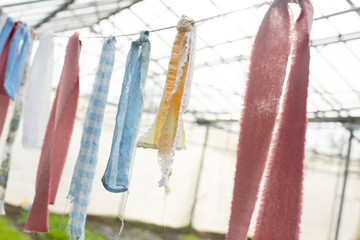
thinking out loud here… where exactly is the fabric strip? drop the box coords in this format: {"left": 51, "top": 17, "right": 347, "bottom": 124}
{"left": 137, "top": 16, "right": 196, "bottom": 191}
{"left": 22, "top": 31, "right": 54, "bottom": 148}
{"left": 0, "top": 18, "right": 13, "bottom": 54}
{"left": 226, "top": 1, "right": 291, "bottom": 239}
{"left": 67, "top": 36, "right": 116, "bottom": 240}
{"left": 101, "top": 31, "right": 150, "bottom": 193}
{"left": 0, "top": 19, "right": 17, "bottom": 138}
{"left": 4, "top": 22, "right": 30, "bottom": 100}
{"left": 252, "top": 2, "right": 314, "bottom": 240}
{"left": 24, "top": 32, "right": 81, "bottom": 233}
{"left": 0, "top": 32, "right": 34, "bottom": 215}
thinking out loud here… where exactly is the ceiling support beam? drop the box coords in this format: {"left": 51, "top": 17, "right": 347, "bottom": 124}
{"left": 34, "top": 0, "right": 75, "bottom": 28}
{"left": 314, "top": 6, "right": 360, "bottom": 20}
{"left": 195, "top": 116, "right": 360, "bottom": 125}
{"left": 94, "top": 0, "right": 142, "bottom": 25}
{"left": 311, "top": 31, "right": 360, "bottom": 47}
{"left": 2, "top": 0, "right": 54, "bottom": 8}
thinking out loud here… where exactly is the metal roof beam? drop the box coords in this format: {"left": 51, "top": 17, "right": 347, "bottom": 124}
{"left": 36, "top": 0, "right": 142, "bottom": 33}
{"left": 94, "top": 0, "right": 142, "bottom": 24}
{"left": 314, "top": 6, "right": 360, "bottom": 20}
{"left": 38, "top": 20, "right": 99, "bottom": 33}
{"left": 38, "top": 9, "right": 115, "bottom": 25}
{"left": 1, "top": 0, "right": 54, "bottom": 8}
{"left": 311, "top": 31, "right": 360, "bottom": 47}
{"left": 345, "top": 0, "right": 360, "bottom": 16}
{"left": 3, "top": 0, "right": 117, "bottom": 18}
{"left": 34, "top": 0, "right": 75, "bottom": 29}
{"left": 309, "top": 117, "right": 360, "bottom": 124}
{"left": 194, "top": 116, "right": 360, "bottom": 124}
{"left": 68, "top": 0, "right": 123, "bottom": 11}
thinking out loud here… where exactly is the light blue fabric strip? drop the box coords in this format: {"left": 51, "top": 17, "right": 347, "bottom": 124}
{"left": 0, "top": 18, "right": 13, "bottom": 55}
{"left": 67, "top": 37, "right": 116, "bottom": 240}
{"left": 4, "top": 23, "right": 30, "bottom": 100}
{"left": 102, "top": 31, "right": 151, "bottom": 193}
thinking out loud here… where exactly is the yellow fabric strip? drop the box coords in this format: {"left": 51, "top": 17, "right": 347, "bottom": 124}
{"left": 137, "top": 15, "right": 196, "bottom": 190}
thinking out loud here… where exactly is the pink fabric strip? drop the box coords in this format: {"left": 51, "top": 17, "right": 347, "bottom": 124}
{"left": 253, "top": 2, "right": 313, "bottom": 240}
{"left": 0, "top": 22, "right": 18, "bottom": 137}
{"left": 24, "top": 32, "right": 81, "bottom": 233}
{"left": 226, "top": 1, "right": 291, "bottom": 239}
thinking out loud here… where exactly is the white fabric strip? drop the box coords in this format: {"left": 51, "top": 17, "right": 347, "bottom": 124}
{"left": 22, "top": 31, "right": 53, "bottom": 148}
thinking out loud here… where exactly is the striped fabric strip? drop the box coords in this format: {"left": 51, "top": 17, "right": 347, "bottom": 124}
{"left": 24, "top": 32, "right": 81, "bottom": 233}
{"left": 137, "top": 16, "right": 196, "bottom": 191}
{"left": 67, "top": 36, "right": 116, "bottom": 240}
{"left": 101, "top": 31, "right": 150, "bottom": 193}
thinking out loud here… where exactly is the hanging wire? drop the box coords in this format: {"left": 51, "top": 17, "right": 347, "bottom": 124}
{"left": 51, "top": 1, "right": 272, "bottom": 38}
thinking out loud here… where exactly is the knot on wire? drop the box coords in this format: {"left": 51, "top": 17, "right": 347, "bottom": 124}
{"left": 139, "top": 30, "right": 149, "bottom": 43}
{"left": 106, "top": 35, "right": 117, "bottom": 44}
{"left": 176, "top": 15, "right": 194, "bottom": 32}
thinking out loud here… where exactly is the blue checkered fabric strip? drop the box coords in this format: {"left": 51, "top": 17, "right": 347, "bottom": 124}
{"left": 67, "top": 37, "right": 116, "bottom": 240}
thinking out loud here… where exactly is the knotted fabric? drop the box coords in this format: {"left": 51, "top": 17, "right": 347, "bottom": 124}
{"left": 0, "top": 31, "right": 34, "bottom": 215}
{"left": 102, "top": 31, "right": 150, "bottom": 193}
{"left": 67, "top": 37, "right": 116, "bottom": 240}
{"left": 22, "top": 31, "right": 54, "bottom": 148}
{"left": 24, "top": 32, "right": 81, "bottom": 233}
{"left": 137, "top": 16, "right": 196, "bottom": 191}
{"left": 226, "top": 1, "right": 313, "bottom": 239}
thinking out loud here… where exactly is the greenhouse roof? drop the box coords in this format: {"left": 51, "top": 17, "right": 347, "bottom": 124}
{"left": 2, "top": 0, "right": 360, "bottom": 128}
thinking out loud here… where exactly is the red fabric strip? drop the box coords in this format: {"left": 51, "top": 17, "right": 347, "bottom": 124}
{"left": 226, "top": 1, "right": 291, "bottom": 239}
{"left": 253, "top": 2, "right": 313, "bottom": 240}
{"left": 24, "top": 32, "right": 81, "bottom": 233}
